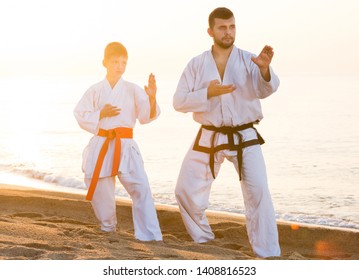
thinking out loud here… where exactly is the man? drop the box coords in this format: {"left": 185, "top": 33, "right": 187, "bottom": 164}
{"left": 74, "top": 42, "right": 162, "bottom": 241}
{"left": 173, "top": 7, "right": 280, "bottom": 257}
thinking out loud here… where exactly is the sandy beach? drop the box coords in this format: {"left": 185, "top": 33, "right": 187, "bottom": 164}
{"left": 0, "top": 183, "right": 358, "bottom": 260}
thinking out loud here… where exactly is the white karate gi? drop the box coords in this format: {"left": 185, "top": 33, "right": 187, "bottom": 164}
{"left": 74, "top": 77, "right": 162, "bottom": 241}
{"left": 173, "top": 46, "right": 281, "bottom": 257}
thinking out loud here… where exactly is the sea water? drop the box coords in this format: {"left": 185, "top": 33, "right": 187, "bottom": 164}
{"left": 0, "top": 74, "right": 358, "bottom": 230}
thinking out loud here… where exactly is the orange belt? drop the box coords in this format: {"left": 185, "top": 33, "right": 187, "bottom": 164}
{"left": 86, "top": 127, "right": 133, "bottom": 201}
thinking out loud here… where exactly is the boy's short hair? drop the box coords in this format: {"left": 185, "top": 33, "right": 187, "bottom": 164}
{"left": 104, "top": 42, "right": 128, "bottom": 61}
{"left": 208, "top": 7, "right": 234, "bottom": 29}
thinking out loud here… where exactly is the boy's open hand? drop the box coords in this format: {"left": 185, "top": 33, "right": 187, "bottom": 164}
{"left": 145, "top": 73, "right": 157, "bottom": 118}
{"left": 144, "top": 73, "right": 157, "bottom": 98}
{"left": 99, "top": 104, "right": 121, "bottom": 119}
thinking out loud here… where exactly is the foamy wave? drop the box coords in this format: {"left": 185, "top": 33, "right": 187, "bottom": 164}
{"left": 42, "top": 175, "right": 86, "bottom": 190}
{"left": 2, "top": 163, "right": 359, "bottom": 231}
{"left": 210, "top": 203, "right": 359, "bottom": 230}
{"left": 2, "top": 163, "right": 86, "bottom": 190}
{"left": 277, "top": 213, "right": 359, "bottom": 230}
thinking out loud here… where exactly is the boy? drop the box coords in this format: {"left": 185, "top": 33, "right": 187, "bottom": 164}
{"left": 74, "top": 42, "right": 162, "bottom": 241}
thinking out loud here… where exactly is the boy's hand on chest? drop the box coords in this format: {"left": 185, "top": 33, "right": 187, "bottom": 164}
{"left": 99, "top": 104, "right": 121, "bottom": 120}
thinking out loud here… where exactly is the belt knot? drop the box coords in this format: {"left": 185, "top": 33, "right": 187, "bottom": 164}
{"left": 86, "top": 127, "right": 133, "bottom": 201}
{"left": 98, "top": 127, "right": 133, "bottom": 140}
{"left": 193, "top": 122, "right": 264, "bottom": 180}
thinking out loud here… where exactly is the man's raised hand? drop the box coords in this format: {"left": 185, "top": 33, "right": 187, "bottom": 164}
{"left": 251, "top": 45, "right": 274, "bottom": 81}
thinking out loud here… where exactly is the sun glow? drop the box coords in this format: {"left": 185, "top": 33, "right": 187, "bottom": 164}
{"left": 1, "top": 0, "right": 358, "bottom": 77}
{"left": 0, "top": 77, "right": 53, "bottom": 167}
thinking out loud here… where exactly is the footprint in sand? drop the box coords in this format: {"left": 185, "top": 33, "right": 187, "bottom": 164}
{"left": 44, "top": 252, "right": 77, "bottom": 260}
{"left": 40, "top": 217, "right": 91, "bottom": 226}
{"left": 62, "top": 227, "right": 97, "bottom": 239}
{"left": 25, "top": 242, "right": 76, "bottom": 252}
{"left": 0, "top": 240, "right": 16, "bottom": 246}
{"left": 0, "top": 245, "right": 45, "bottom": 260}
{"left": 283, "top": 251, "right": 307, "bottom": 260}
{"left": 0, "top": 217, "right": 15, "bottom": 223}
{"left": 221, "top": 243, "right": 244, "bottom": 250}
{"left": 212, "top": 224, "right": 244, "bottom": 240}
{"left": 11, "top": 212, "right": 44, "bottom": 219}
{"left": 32, "top": 222, "right": 59, "bottom": 229}
{"left": 0, "top": 241, "right": 95, "bottom": 260}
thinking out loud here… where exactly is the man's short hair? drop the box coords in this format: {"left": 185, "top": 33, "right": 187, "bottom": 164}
{"left": 104, "top": 42, "right": 128, "bottom": 61}
{"left": 208, "top": 7, "right": 234, "bottom": 29}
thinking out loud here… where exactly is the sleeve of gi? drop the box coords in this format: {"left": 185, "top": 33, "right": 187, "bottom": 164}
{"left": 73, "top": 86, "right": 101, "bottom": 134}
{"left": 246, "top": 52, "right": 280, "bottom": 99}
{"left": 173, "top": 59, "right": 209, "bottom": 113}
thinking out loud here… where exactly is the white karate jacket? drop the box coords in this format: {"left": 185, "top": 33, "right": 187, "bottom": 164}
{"left": 74, "top": 78, "right": 160, "bottom": 178}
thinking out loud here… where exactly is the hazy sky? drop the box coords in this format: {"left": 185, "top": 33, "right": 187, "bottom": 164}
{"left": 1, "top": 0, "right": 358, "bottom": 77}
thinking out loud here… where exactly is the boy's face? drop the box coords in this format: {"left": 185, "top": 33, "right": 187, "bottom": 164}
{"left": 103, "top": 55, "right": 128, "bottom": 79}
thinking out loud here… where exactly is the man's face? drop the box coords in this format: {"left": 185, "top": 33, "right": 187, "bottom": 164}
{"left": 208, "top": 17, "right": 236, "bottom": 49}
{"left": 103, "top": 55, "right": 127, "bottom": 78}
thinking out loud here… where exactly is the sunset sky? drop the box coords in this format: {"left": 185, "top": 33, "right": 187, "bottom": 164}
{"left": 1, "top": 0, "right": 358, "bottom": 78}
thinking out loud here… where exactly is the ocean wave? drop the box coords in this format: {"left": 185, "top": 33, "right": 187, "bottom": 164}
{"left": 1, "top": 163, "right": 86, "bottom": 190}
{"left": 208, "top": 204, "right": 359, "bottom": 230}
{"left": 42, "top": 175, "right": 86, "bottom": 190}
{"left": 277, "top": 213, "right": 359, "bottom": 230}
{"left": 1, "top": 163, "right": 359, "bottom": 231}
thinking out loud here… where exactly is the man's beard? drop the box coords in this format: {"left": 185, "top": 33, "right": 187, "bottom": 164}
{"left": 214, "top": 36, "right": 234, "bottom": 49}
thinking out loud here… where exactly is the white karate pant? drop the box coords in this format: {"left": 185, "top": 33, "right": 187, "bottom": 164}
{"left": 175, "top": 128, "right": 280, "bottom": 258}
{"left": 85, "top": 160, "right": 162, "bottom": 241}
